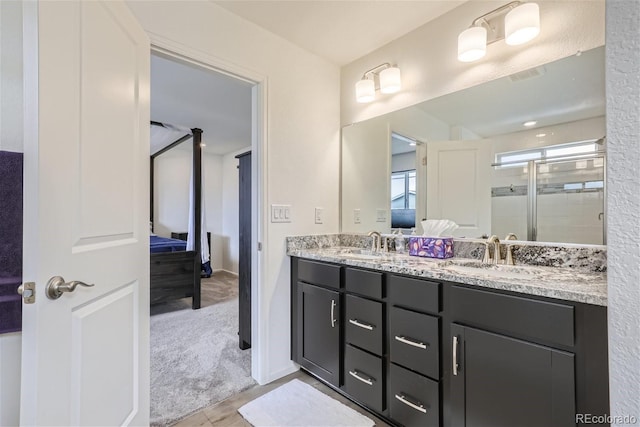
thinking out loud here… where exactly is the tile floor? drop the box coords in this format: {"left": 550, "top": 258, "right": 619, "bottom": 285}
{"left": 172, "top": 370, "right": 391, "bottom": 427}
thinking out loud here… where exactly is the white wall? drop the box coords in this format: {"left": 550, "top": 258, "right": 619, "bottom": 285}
{"left": 0, "top": 2, "right": 22, "bottom": 426}
{"left": 221, "top": 147, "right": 251, "bottom": 274}
{"left": 154, "top": 147, "right": 227, "bottom": 271}
{"left": 341, "top": 117, "right": 390, "bottom": 232}
{"left": 126, "top": 1, "right": 341, "bottom": 384}
{"left": 606, "top": 1, "right": 640, "bottom": 423}
{"left": 341, "top": 1, "right": 605, "bottom": 126}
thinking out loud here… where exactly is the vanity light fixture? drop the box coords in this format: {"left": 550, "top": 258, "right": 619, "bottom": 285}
{"left": 457, "top": 1, "right": 540, "bottom": 63}
{"left": 355, "top": 63, "right": 402, "bottom": 103}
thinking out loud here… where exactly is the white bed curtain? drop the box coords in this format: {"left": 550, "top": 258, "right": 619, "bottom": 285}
{"left": 187, "top": 161, "right": 210, "bottom": 265}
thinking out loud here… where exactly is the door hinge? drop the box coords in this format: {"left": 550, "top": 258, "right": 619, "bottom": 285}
{"left": 18, "top": 282, "right": 36, "bottom": 304}
{"left": 257, "top": 242, "right": 262, "bottom": 251}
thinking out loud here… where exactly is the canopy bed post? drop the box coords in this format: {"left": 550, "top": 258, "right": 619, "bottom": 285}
{"left": 192, "top": 128, "right": 203, "bottom": 310}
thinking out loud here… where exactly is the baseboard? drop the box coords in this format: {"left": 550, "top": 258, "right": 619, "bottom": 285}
{"left": 212, "top": 269, "right": 238, "bottom": 276}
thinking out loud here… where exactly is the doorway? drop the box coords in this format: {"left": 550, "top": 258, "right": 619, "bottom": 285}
{"left": 148, "top": 50, "right": 259, "bottom": 425}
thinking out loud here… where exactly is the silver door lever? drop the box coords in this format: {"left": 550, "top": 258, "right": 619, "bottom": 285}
{"left": 46, "top": 276, "right": 94, "bottom": 300}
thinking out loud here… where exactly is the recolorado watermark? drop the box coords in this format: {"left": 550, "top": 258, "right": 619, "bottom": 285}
{"left": 576, "top": 413, "right": 638, "bottom": 424}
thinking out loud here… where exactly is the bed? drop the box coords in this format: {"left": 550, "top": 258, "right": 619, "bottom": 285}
{"left": 149, "top": 122, "right": 206, "bottom": 309}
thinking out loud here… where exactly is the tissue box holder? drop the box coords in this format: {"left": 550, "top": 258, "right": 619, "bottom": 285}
{"left": 408, "top": 237, "right": 454, "bottom": 259}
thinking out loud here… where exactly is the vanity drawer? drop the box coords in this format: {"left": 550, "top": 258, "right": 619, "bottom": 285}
{"left": 389, "top": 307, "right": 440, "bottom": 379}
{"left": 389, "top": 363, "right": 439, "bottom": 427}
{"left": 297, "top": 259, "right": 341, "bottom": 290}
{"left": 345, "top": 294, "right": 383, "bottom": 355}
{"left": 343, "top": 344, "right": 384, "bottom": 413}
{"left": 345, "top": 268, "right": 382, "bottom": 299}
{"left": 451, "top": 285, "right": 575, "bottom": 348}
{"left": 388, "top": 275, "right": 440, "bottom": 314}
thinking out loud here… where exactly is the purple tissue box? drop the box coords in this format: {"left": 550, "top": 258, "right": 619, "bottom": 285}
{"left": 408, "top": 237, "right": 454, "bottom": 259}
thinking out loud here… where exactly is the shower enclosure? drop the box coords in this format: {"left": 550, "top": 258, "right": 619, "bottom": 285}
{"left": 491, "top": 142, "right": 605, "bottom": 245}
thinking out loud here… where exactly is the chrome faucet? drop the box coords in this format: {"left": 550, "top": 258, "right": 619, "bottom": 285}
{"left": 482, "top": 235, "right": 501, "bottom": 264}
{"left": 367, "top": 231, "right": 382, "bottom": 252}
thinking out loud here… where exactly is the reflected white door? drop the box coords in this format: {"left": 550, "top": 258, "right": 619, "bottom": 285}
{"left": 426, "top": 140, "right": 491, "bottom": 238}
{"left": 21, "top": 1, "right": 150, "bottom": 425}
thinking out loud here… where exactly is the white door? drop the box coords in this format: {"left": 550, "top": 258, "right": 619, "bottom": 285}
{"left": 426, "top": 140, "right": 492, "bottom": 238}
{"left": 21, "top": 1, "right": 150, "bottom": 425}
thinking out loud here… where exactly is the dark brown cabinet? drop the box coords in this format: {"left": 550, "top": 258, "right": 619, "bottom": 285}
{"left": 295, "top": 281, "right": 341, "bottom": 387}
{"left": 236, "top": 151, "right": 251, "bottom": 350}
{"left": 290, "top": 257, "right": 609, "bottom": 427}
{"left": 450, "top": 324, "right": 575, "bottom": 427}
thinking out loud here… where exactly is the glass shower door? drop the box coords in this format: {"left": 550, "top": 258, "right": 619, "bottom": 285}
{"left": 490, "top": 164, "right": 529, "bottom": 240}
{"left": 535, "top": 156, "right": 605, "bottom": 244}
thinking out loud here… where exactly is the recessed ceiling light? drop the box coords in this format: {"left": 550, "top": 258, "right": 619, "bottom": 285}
{"left": 523, "top": 120, "right": 537, "bottom": 127}
{"left": 536, "top": 133, "right": 546, "bottom": 138}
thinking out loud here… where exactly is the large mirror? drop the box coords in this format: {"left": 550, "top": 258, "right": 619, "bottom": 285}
{"left": 341, "top": 46, "right": 605, "bottom": 245}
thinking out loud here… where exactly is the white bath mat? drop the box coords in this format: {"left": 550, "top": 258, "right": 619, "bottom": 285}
{"left": 238, "top": 378, "right": 375, "bottom": 427}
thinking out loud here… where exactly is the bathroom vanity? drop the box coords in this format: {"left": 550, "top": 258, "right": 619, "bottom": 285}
{"left": 288, "top": 237, "right": 608, "bottom": 427}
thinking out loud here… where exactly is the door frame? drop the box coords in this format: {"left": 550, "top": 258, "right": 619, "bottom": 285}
{"left": 148, "top": 33, "right": 268, "bottom": 383}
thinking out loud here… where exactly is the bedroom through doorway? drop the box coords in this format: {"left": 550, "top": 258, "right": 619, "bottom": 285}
{"left": 147, "top": 52, "right": 256, "bottom": 426}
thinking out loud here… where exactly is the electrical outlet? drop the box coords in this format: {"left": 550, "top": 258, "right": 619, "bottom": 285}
{"left": 376, "top": 208, "right": 387, "bottom": 222}
{"left": 315, "top": 207, "right": 324, "bottom": 224}
{"left": 354, "top": 209, "right": 361, "bottom": 224}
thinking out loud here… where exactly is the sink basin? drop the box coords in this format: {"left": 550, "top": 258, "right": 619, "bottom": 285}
{"left": 337, "top": 248, "right": 387, "bottom": 261}
{"left": 446, "top": 259, "right": 551, "bottom": 277}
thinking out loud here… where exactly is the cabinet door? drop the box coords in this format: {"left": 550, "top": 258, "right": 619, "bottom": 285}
{"left": 297, "top": 282, "right": 341, "bottom": 386}
{"left": 451, "top": 324, "right": 575, "bottom": 427}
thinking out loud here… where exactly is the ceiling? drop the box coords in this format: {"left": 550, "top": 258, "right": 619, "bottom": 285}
{"left": 212, "top": 0, "right": 464, "bottom": 65}
{"left": 416, "top": 46, "right": 605, "bottom": 138}
{"left": 151, "top": 54, "right": 253, "bottom": 156}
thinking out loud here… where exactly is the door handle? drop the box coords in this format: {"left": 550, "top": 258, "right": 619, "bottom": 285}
{"left": 453, "top": 335, "right": 459, "bottom": 376}
{"left": 330, "top": 299, "right": 337, "bottom": 328}
{"left": 45, "top": 276, "right": 94, "bottom": 300}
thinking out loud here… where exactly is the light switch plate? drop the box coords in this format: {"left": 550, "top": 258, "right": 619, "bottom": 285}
{"left": 376, "top": 208, "right": 387, "bottom": 222}
{"left": 354, "top": 209, "right": 361, "bottom": 224}
{"left": 315, "top": 207, "right": 324, "bottom": 224}
{"left": 271, "top": 204, "right": 292, "bottom": 223}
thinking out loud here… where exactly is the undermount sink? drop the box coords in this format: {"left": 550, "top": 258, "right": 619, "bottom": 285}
{"left": 446, "top": 259, "right": 550, "bottom": 276}
{"left": 337, "top": 248, "right": 387, "bottom": 261}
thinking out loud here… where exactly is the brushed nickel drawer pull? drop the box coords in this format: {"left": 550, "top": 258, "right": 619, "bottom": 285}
{"left": 395, "top": 394, "right": 427, "bottom": 414}
{"left": 349, "top": 370, "right": 374, "bottom": 386}
{"left": 349, "top": 318, "right": 375, "bottom": 331}
{"left": 453, "top": 335, "right": 459, "bottom": 376}
{"left": 395, "top": 335, "right": 428, "bottom": 349}
{"left": 330, "top": 299, "right": 337, "bottom": 328}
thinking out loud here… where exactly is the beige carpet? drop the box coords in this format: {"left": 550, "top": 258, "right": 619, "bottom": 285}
{"left": 150, "top": 294, "right": 255, "bottom": 426}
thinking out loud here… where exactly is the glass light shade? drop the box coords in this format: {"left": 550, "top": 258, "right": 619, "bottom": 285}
{"left": 379, "top": 67, "right": 401, "bottom": 94}
{"left": 355, "top": 79, "right": 375, "bottom": 103}
{"left": 457, "top": 26, "right": 487, "bottom": 62}
{"left": 505, "top": 3, "right": 540, "bottom": 46}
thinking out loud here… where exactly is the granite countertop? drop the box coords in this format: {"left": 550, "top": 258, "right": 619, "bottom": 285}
{"left": 287, "top": 246, "right": 607, "bottom": 306}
